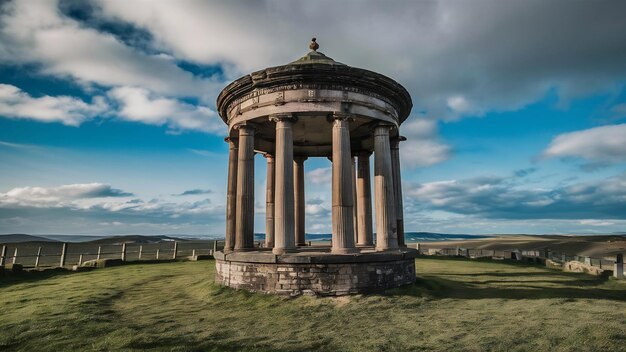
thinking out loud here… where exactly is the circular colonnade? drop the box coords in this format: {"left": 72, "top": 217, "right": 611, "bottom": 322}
{"left": 214, "top": 39, "right": 418, "bottom": 296}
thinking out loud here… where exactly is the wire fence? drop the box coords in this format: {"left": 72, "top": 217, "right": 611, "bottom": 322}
{"left": 0, "top": 240, "right": 227, "bottom": 269}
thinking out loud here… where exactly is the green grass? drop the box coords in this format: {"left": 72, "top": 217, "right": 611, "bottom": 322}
{"left": 1, "top": 258, "right": 626, "bottom": 351}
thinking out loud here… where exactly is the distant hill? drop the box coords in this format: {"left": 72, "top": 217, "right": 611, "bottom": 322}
{"left": 404, "top": 232, "right": 491, "bottom": 241}
{"left": 0, "top": 234, "right": 59, "bottom": 243}
{"left": 85, "top": 235, "right": 188, "bottom": 245}
{"left": 0, "top": 234, "right": 192, "bottom": 245}
{"left": 253, "top": 232, "right": 492, "bottom": 242}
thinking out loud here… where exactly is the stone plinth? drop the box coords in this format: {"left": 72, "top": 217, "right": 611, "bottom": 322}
{"left": 214, "top": 247, "right": 417, "bottom": 296}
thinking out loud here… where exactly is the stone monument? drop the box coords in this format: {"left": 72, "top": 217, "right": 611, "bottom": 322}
{"left": 214, "top": 38, "right": 418, "bottom": 296}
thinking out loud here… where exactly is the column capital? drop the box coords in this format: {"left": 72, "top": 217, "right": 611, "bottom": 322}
{"left": 233, "top": 122, "right": 257, "bottom": 133}
{"left": 294, "top": 155, "right": 308, "bottom": 162}
{"left": 224, "top": 137, "right": 239, "bottom": 149}
{"left": 263, "top": 153, "right": 274, "bottom": 159}
{"left": 369, "top": 122, "right": 396, "bottom": 136}
{"left": 330, "top": 112, "right": 355, "bottom": 122}
{"left": 373, "top": 124, "right": 394, "bottom": 136}
{"left": 357, "top": 150, "right": 373, "bottom": 157}
{"left": 391, "top": 135, "right": 407, "bottom": 149}
{"left": 269, "top": 114, "right": 297, "bottom": 123}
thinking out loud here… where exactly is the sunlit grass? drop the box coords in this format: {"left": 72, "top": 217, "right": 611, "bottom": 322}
{"left": 1, "top": 258, "right": 625, "bottom": 351}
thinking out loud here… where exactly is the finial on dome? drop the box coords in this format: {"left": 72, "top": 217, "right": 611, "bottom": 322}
{"left": 309, "top": 37, "right": 319, "bottom": 51}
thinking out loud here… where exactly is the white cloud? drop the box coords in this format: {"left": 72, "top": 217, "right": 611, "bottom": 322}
{"left": 306, "top": 167, "right": 332, "bottom": 185}
{"left": 95, "top": 0, "right": 626, "bottom": 122}
{"left": 108, "top": 86, "right": 224, "bottom": 133}
{"left": 0, "top": 183, "right": 224, "bottom": 233}
{"left": 305, "top": 204, "right": 329, "bottom": 216}
{"left": 579, "top": 219, "right": 615, "bottom": 227}
{"left": 405, "top": 173, "right": 626, "bottom": 220}
{"left": 1, "top": 183, "right": 132, "bottom": 208}
{"left": 0, "top": 83, "right": 224, "bottom": 133}
{"left": 543, "top": 124, "right": 626, "bottom": 163}
{"left": 0, "top": 0, "right": 219, "bottom": 97}
{"left": 400, "top": 119, "right": 452, "bottom": 168}
{"left": 0, "top": 84, "right": 107, "bottom": 126}
{"left": 446, "top": 96, "right": 479, "bottom": 115}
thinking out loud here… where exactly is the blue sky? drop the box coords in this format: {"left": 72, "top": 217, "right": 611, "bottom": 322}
{"left": 1, "top": 0, "right": 626, "bottom": 236}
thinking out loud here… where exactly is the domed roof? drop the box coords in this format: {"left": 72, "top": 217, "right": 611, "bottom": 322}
{"left": 289, "top": 39, "right": 345, "bottom": 66}
{"left": 217, "top": 38, "right": 413, "bottom": 124}
{"left": 289, "top": 50, "right": 345, "bottom": 66}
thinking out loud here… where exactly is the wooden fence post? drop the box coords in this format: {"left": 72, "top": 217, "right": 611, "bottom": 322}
{"left": 156, "top": 249, "right": 160, "bottom": 260}
{"left": 0, "top": 245, "right": 6, "bottom": 266}
{"left": 614, "top": 254, "right": 624, "bottom": 279}
{"left": 12, "top": 247, "right": 18, "bottom": 264}
{"left": 96, "top": 246, "right": 101, "bottom": 260}
{"left": 121, "top": 243, "right": 127, "bottom": 262}
{"left": 59, "top": 242, "right": 68, "bottom": 267}
{"left": 138, "top": 245, "right": 143, "bottom": 260}
{"left": 172, "top": 242, "right": 178, "bottom": 260}
{"left": 35, "top": 246, "right": 42, "bottom": 268}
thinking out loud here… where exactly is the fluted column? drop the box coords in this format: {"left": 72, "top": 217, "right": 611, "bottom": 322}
{"left": 264, "top": 154, "right": 275, "bottom": 248}
{"left": 224, "top": 137, "right": 238, "bottom": 252}
{"left": 272, "top": 115, "right": 296, "bottom": 255}
{"left": 352, "top": 157, "right": 359, "bottom": 244}
{"left": 234, "top": 125, "right": 255, "bottom": 250}
{"left": 391, "top": 136, "right": 407, "bottom": 247}
{"left": 356, "top": 151, "right": 373, "bottom": 246}
{"left": 294, "top": 156, "right": 307, "bottom": 246}
{"left": 331, "top": 114, "right": 357, "bottom": 254}
{"left": 374, "top": 124, "right": 398, "bottom": 251}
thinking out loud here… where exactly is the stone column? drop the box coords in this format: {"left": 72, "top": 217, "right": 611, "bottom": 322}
{"left": 351, "top": 157, "right": 359, "bottom": 244}
{"left": 391, "top": 136, "right": 406, "bottom": 247}
{"left": 356, "top": 151, "right": 373, "bottom": 246}
{"left": 374, "top": 124, "right": 398, "bottom": 251}
{"left": 224, "top": 137, "right": 238, "bottom": 252}
{"left": 294, "top": 156, "right": 307, "bottom": 246}
{"left": 272, "top": 115, "right": 296, "bottom": 255}
{"left": 264, "top": 154, "right": 275, "bottom": 248}
{"left": 234, "top": 124, "right": 255, "bottom": 251}
{"left": 331, "top": 114, "right": 357, "bottom": 254}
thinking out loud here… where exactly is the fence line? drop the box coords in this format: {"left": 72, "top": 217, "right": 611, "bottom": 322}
{"left": 0, "top": 240, "right": 226, "bottom": 270}
{"left": 415, "top": 243, "right": 625, "bottom": 279}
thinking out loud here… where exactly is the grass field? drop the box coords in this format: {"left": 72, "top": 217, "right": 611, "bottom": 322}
{"left": 1, "top": 258, "right": 626, "bottom": 351}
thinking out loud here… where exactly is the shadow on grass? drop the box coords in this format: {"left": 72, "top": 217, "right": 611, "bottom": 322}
{"left": 0, "top": 259, "right": 208, "bottom": 287}
{"left": 0, "top": 267, "right": 72, "bottom": 288}
{"left": 390, "top": 258, "right": 626, "bottom": 301}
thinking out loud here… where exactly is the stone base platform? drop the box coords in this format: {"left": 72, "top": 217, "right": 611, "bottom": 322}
{"left": 214, "top": 246, "right": 418, "bottom": 296}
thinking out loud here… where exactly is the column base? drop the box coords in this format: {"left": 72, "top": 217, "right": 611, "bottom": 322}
{"left": 234, "top": 247, "right": 257, "bottom": 252}
{"left": 331, "top": 247, "right": 360, "bottom": 254}
{"left": 376, "top": 246, "right": 400, "bottom": 252}
{"left": 273, "top": 247, "right": 297, "bottom": 255}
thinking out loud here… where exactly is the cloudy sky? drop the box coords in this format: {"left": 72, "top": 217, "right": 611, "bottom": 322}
{"left": 1, "top": 0, "right": 625, "bottom": 237}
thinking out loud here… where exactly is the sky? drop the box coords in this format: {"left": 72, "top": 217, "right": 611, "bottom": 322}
{"left": 1, "top": 0, "right": 626, "bottom": 237}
